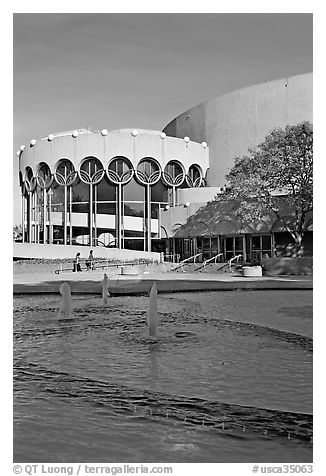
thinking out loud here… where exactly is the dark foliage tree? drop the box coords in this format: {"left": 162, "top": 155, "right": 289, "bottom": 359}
{"left": 215, "top": 121, "right": 313, "bottom": 250}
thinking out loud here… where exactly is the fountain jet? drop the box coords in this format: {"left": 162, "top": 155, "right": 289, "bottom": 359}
{"left": 59, "top": 282, "right": 73, "bottom": 319}
{"left": 102, "top": 273, "right": 110, "bottom": 305}
{"left": 147, "top": 282, "right": 159, "bottom": 338}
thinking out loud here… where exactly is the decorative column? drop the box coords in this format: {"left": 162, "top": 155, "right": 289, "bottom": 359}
{"left": 21, "top": 195, "right": 25, "bottom": 243}
{"left": 69, "top": 187, "right": 72, "bottom": 245}
{"left": 63, "top": 185, "right": 67, "bottom": 245}
{"left": 36, "top": 192, "right": 40, "bottom": 243}
{"left": 162, "top": 164, "right": 185, "bottom": 209}
{"left": 135, "top": 160, "right": 161, "bottom": 253}
{"left": 43, "top": 189, "right": 47, "bottom": 244}
{"left": 145, "top": 184, "right": 151, "bottom": 252}
{"left": 36, "top": 170, "right": 53, "bottom": 245}
{"left": 93, "top": 185, "right": 98, "bottom": 247}
{"left": 30, "top": 179, "right": 37, "bottom": 243}
{"left": 30, "top": 192, "right": 34, "bottom": 242}
{"left": 49, "top": 191, "right": 53, "bottom": 244}
{"left": 117, "top": 183, "right": 123, "bottom": 249}
{"left": 79, "top": 167, "right": 104, "bottom": 248}
{"left": 107, "top": 158, "right": 134, "bottom": 250}
{"left": 158, "top": 204, "right": 162, "bottom": 240}
{"left": 28, "top": 191, "right": 32, "bottom": 243}
{"left": 54, "top": 168, "right": 77, "bottom": 246}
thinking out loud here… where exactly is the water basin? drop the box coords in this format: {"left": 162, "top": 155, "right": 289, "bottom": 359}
{"left": 13, "top": 290, "right": 313, "bottom": 463}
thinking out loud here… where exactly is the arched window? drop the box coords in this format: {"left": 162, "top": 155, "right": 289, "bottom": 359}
{"left": 25, "top": 166, "right": 33, "bottom": 182}
{"left": 162, "top": 160, "right": 185, "bottom": 187}
{"left": 186, "top": 164, "right": 203, "bottom": 187}
{"left": 19, "top": 171, "right": 24, "bottom": 188}
{"left": 54, "top": 159, "right": 76, "bottom": 186}
{"left": 79, "top": 157, "right": 104, "bottom": 184}
{"left": 24, "top": 166, "right": 37, "bottom": 193}
{"left": 36, "top": 162, "right": 53, "bottom": 189}
{"left": 135, "top": 157, "right": 161, "bottom": 185}
{"left": 107, "top": 156, "right": 133, "bottom": 185}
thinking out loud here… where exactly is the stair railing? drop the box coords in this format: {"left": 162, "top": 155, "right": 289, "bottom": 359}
{"left": 194, "top": 252, "right": 224, "bottom": 272}
{"left": 228, "top": 254, "right": 243, "bottom": 272}
{"left": 171, "top": 252, "right": 203, "bottom": 272}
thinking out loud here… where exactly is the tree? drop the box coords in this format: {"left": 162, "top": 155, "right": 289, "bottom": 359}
{"left": 215, "top": 121, "right": 313, "bottom": 251}
{"left": 13, "top": 224, "right": 23, "bottom": 241}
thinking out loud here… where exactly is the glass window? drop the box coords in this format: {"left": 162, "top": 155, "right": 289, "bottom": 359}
{"left": 123, "top": 239, "right": 144, "bottom": 251}
{"left": 235, "top": 236, "right": 243, "bottom": 250}
{"left": 109, "top": 156, "right": 129, "bottom": 175}
{"left": 163, "top": 160, "right": 185, "bottom": 189}
{"left": 251, "top": 235, "right": 272, "bottom": 261}
{"left": 251, "top": 236, "right": 261, "bottom": 249}
{"left": 72, "top": 180, "right": 89, "bottom": 202}
{"left": 51, "top": 183, "right": 64, "bottom": 204}
{"left": 56, "top": 159, "right": 74, "bottom": 178}
{"left": 151, "top": 203, "right": 159, "bottom": 219}
{"left": 96, "top": 175, "right": 116, "bottom": 201}
{"left": 96, "top": 202, "right": 116, "bottom": 215}
{"left": 80, "top": 157, "right": 103, "bottom": 178}
{"left": 262, "top": 235, "right": 272, "bottom": 250}
{"left": 124, "top": 202, "right": 144, "bottom": 218}
{"left": 124, "top": 177, "right": 144, "bottom": 201}
{"left": 189, "top": 164, "right": 201, "bottom": 182}
{"left": 167, "top": 188, "right": 173, "bottom": 206}
{"left": 53, "top": 226, "right": 64, "bottom": 244}
{"left": 108, "top": 157, "right": 133, "bottom": 184}
{"left": 37, "top": 162, "right": 52, "bottom": 188}
{"left": 151, "top": 180, "right": 168, "bottom": 202}
{"left": 186, "top": 164, "right": 203, "bottom": 187}
{"left": 203, "top": 237, "right": 210, "bottom": 249}
{"left": 225, "top": 237, "right": 233, "bottom": 250}
{"left": 25, "top": 166, "right": 33, "bottom": 182}
{"left": 165, "top": 161, "right": 183, "bottom": 180}
{"left": 137, "top": 157, "right": 160, "bottom": 183}
{"left": 211, "top": 237, "right": 219, "bottom": 250}
{"left": 72, "top": 202, "right": 88, "bottom": 213}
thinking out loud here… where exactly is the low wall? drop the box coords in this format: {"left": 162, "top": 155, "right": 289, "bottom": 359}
{"left": 13, "top": 261, "right": 170, "bottom": 277}
{"left": 261, "top": 257, "right": 313, "bottom": 276}
{"left": 13, "top": 243, "right": 160, "bottom": 262}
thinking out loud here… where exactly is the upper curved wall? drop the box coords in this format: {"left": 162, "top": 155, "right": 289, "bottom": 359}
{"left": 163, "top": 73, "right": 313, "bottom": 187}
{"left": 18, "top": 128, "right": 209, "bottom": 180}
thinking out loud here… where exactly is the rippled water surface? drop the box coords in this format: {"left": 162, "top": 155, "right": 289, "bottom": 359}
{"left": 14, "top": 290, "right": 313, "bottom": 462}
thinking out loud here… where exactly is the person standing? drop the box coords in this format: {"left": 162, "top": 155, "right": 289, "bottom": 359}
{"left": 86, "top": 250, "right": 95, "bottom": 270}
{"left": 73, "top": 252, "right": 82, "bottom": 272}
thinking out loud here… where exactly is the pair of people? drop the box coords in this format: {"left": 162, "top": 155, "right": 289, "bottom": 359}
{"left": 73, "top": 250, "right": 95, "bottom": 272}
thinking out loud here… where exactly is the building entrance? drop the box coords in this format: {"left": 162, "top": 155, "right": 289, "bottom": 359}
{"left": 220, "top": 236, "right": 245, "bottom": 261}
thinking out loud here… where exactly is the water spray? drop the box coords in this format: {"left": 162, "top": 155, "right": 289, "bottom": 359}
{"left": 102, "top": 273, "right": 110, "bottom": 305}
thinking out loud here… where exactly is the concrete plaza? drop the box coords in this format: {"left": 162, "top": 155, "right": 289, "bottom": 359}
{"left": 13, "top": 265, "right": 312, "bottom": 295}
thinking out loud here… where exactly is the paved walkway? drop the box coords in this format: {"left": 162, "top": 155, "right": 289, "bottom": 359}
{"left": 13, "top": 268, "right": 313, "bottom": 295}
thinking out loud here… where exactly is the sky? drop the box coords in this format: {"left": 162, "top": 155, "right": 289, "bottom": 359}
{"left": 13, "top": 12, "right": 313, "bottom": 224}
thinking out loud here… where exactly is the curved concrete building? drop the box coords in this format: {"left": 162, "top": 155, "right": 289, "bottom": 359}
{"left": 163, "top": 73, "right": 312, "bottom": 187}
{"left": 17, "top": 128, "right": 209, "bottom": 252}
{"left": 16, "top": 73, "right": 312, "bottom": 261}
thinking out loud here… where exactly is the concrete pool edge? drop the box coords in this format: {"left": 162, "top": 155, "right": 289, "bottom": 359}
{"left": 13, "top": 272, "right": 313, "bottom": 295}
